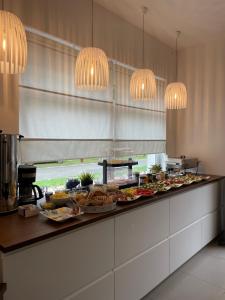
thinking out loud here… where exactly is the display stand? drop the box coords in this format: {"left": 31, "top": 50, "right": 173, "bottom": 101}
{"left": 98, "top": 159, "right": 138, "bottom": 185}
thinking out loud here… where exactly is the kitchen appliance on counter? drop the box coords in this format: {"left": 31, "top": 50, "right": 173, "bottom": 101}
{"left": 18, "top": 164, "right": 43, "bottom": 205}
{"left": 166, "top": 156, "right": 199, "bottom": 174}
{"left": 0, "top": 132, "right": 18, "bottom": 214}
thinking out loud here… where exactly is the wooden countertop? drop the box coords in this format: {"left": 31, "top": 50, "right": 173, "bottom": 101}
{"left": 0, "top": 175, "right": 224, "bottom": 253}
{"left": 0, "top": 283, "right": 6, "bottom": 300}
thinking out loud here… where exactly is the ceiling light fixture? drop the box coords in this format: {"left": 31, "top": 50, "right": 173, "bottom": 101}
{"left": 165, "top": 31, "right": 187, "bottom": 109}
{"left": 0, "top": 0, "right": 27, "bottom": 74}
{"left": 75, "top": 0, "right": 109, "bottom": 90}
{"left": 130, "top": 7, "right": 156, "bottom": 101}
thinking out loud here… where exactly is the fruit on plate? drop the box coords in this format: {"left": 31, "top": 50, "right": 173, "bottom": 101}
{"left": 134, "top": 188, "right": 155, "bottom": 197}
{"left": 122, "top": 188, "right": 136, "bottom": 197}
{"left": 142, "top": 182, "right": 168, "bottom": 192}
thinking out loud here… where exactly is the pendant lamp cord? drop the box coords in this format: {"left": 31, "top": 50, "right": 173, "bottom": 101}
{"left": 91, "top": 0, "right": 94, "bottom": 47}
{"left": 142, "top": 7, "right": 148, "bottom": 68}
{"left": 176, "top": 30, "right": 181, "bottom": 81}
{"left": 142, "top": 9, "right": 145, "bottom": 68}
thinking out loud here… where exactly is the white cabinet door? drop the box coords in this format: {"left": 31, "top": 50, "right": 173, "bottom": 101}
{"left": 115, "top": 240, "right": 169, "bottom": 300}
{"left": 201, "top": 183, "right": 219, "bottom": 216}
{"left": 170, "top": 189, "right": 202, "bottom": 234}
{"left": 65, "top": 272, "right": 114, "bottom": 300}
{"left": 170, "top": 183, "right": 218, "bottom": 234}
{"left": 201, "top": 210, "right": 219, "bottom": 247}
{"left": 170, "top": 221, "right": 202, "bottom": 273}
{"left": 115, "top": 200, "right": 169, "bottom": 266}
{"left": 3, "top": 219, "right": 114, "bottom": 300}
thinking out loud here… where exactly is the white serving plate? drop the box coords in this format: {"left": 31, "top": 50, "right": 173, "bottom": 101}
{"left": 157, "top": 186, "right": 171, "bottom": 192}
{"left": 117, "top": 195, "right": 142, "bottom": 205}
{"left": 183, "top": 180, "right": 194, "bottom": 185}
{"left": 173, "top": 183, "right": 183, "bottom": 188}
{"left": 81, "top": 202, "right": 116, "bottom": 213}
{"left": 40, "top": 207, "right": 83, "bottom": 222}
{"left": 202, "top": 176, "right": 211, "bottom": 180}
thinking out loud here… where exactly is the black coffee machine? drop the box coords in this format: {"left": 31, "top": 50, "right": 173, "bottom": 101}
{"left": 18, "top": 164, "right": 43, "bottom": 205}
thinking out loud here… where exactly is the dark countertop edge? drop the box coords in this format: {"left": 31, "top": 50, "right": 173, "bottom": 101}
{"left": 1, "top": 175, "right": 224, "bottom": 253}
{"left": 0, "top": 283, "right": 6, "bottom": 296}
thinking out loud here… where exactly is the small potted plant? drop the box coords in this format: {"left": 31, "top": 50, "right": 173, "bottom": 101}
{"left": 151, "top": 164, "right": 162, "bottom": 174}
{"left": 80, "top": 172, "right": 94, "bottom": 187}
{"left": 66, "top": 178, "right": 80, "bottom": 190}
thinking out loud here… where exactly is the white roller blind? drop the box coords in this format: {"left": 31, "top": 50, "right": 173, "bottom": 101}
{"left": 19, "top": 29, "right": 166, "bottom": 163}
{"left": 112, "top": 64, "right": 166, "bottom": 155}
{"left": 20, "top": 88, "right": 113, "bottom": 140}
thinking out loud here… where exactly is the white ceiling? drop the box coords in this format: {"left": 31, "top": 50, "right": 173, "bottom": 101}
{"left": 95, "top": 0, "right": 225, "bottom": 49}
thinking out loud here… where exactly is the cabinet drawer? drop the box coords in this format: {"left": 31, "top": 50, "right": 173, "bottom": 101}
{"left": 115, "top": 240, "right": 169, "bottom": 300}
{"left": 170, "top": 183, "right": 219, "bottom": 234}
{"left": 201, "top": 183, "right": 219, "bottom": 216}
{"left": 115, "top": 200, "right": 169, "bottom": 266}
{"left": 201, "top": 210, "right": 219, "bottom": 247}
{"left": 65, "top": 272, "right": 114, "bottom": 300}
{"left": 3, "top": 219, "right": 114, "bottom": 300}
{"left": 170, "top": 221, "right": 202, "bottom": 273}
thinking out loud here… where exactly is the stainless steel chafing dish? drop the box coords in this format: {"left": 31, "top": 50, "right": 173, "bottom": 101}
{"left": 166, "top": 156, "right": 199, "bottom": 174}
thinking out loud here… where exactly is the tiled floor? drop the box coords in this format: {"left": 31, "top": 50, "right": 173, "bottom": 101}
{"left": 143, "top": 241, "right": 225, "bottom": 300}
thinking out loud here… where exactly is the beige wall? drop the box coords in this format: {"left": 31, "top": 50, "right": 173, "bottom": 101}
{"left": 176, "top": 40, "right": 225, "bottom": 175}
{"left": 6, "top": 0, "right": 175, "bottom": 80}
{"left": 0, "top": 0, "right": 176, "bottom": 146}
{"left": 0, "top": 75, "right": 19, "bottom": 134}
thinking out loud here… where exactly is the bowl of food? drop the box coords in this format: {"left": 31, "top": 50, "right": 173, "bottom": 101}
{"left": 75, "top": 189, "right": 117, "bottom": 213}
{"left": 50, "top": 191, "right": 71, "bottom": 206}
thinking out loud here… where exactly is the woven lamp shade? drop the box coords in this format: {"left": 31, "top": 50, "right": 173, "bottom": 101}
{"left": 130, "top": 69, "right": 156, "bottom": 100}
{"left": 75, "top": 47, "right": 109, "bottom": 90}
{"left": 165, "top": 82, "right": 187, "bottom": 109}
{"left": 0, "top": 10, "right": 27, "bottom": 74}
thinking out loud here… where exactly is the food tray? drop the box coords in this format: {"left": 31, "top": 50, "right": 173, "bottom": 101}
{"left": 156, "top": 186, "right": 171, "bottom": 193}
{"left": 174, "top": 183, "right": 183, "bottom": 188}
{"left": 40, "top": 207, "right": 83, "bottom": 222}
{"left": 183, "top": 180, "right": 194, "bottom": 185}
{"left": 169, "top": 183, "right": 183, "bottom": 189}
{"left": 117, "top": 195, "right": 142, "bottom": 205}
{"left": 81, "top": 202, "right": 116, "bottom": 213}
{"left": 135, "top": 190, "right": 157, "bottom": 198}
{"left": 202, "top": 176, "right": 210, "bottom": 180}
{"left": 194, "top": 178, "right": 203, "bottom": 182}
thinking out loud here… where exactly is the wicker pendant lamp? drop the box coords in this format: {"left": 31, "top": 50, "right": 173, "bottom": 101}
{"left": 165, "top": 31, "right": 187, "bottom": 109}
{"left": 0, "top": 0, "right": 27, "bottom": 74}
{"left": 75, "top": 0, "right": 109, "bottom": 90}
{"left": 130, "top": 7, "right": 156, "bottom": 101}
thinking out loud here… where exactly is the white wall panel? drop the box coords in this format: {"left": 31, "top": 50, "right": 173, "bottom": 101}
{"left": 176, "top": 40, "right": 225, "bottom": 176}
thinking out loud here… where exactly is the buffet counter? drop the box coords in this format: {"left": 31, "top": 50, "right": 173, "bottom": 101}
{"left": 0, "top": 175, "right": 224, "bottom": 300}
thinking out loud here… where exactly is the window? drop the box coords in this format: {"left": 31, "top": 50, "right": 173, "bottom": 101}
{"left": 35, "top": 153, "right": 167, "bottom": 191}
{"left": 19, "top": 29, "right": 167, "bottom": 184}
